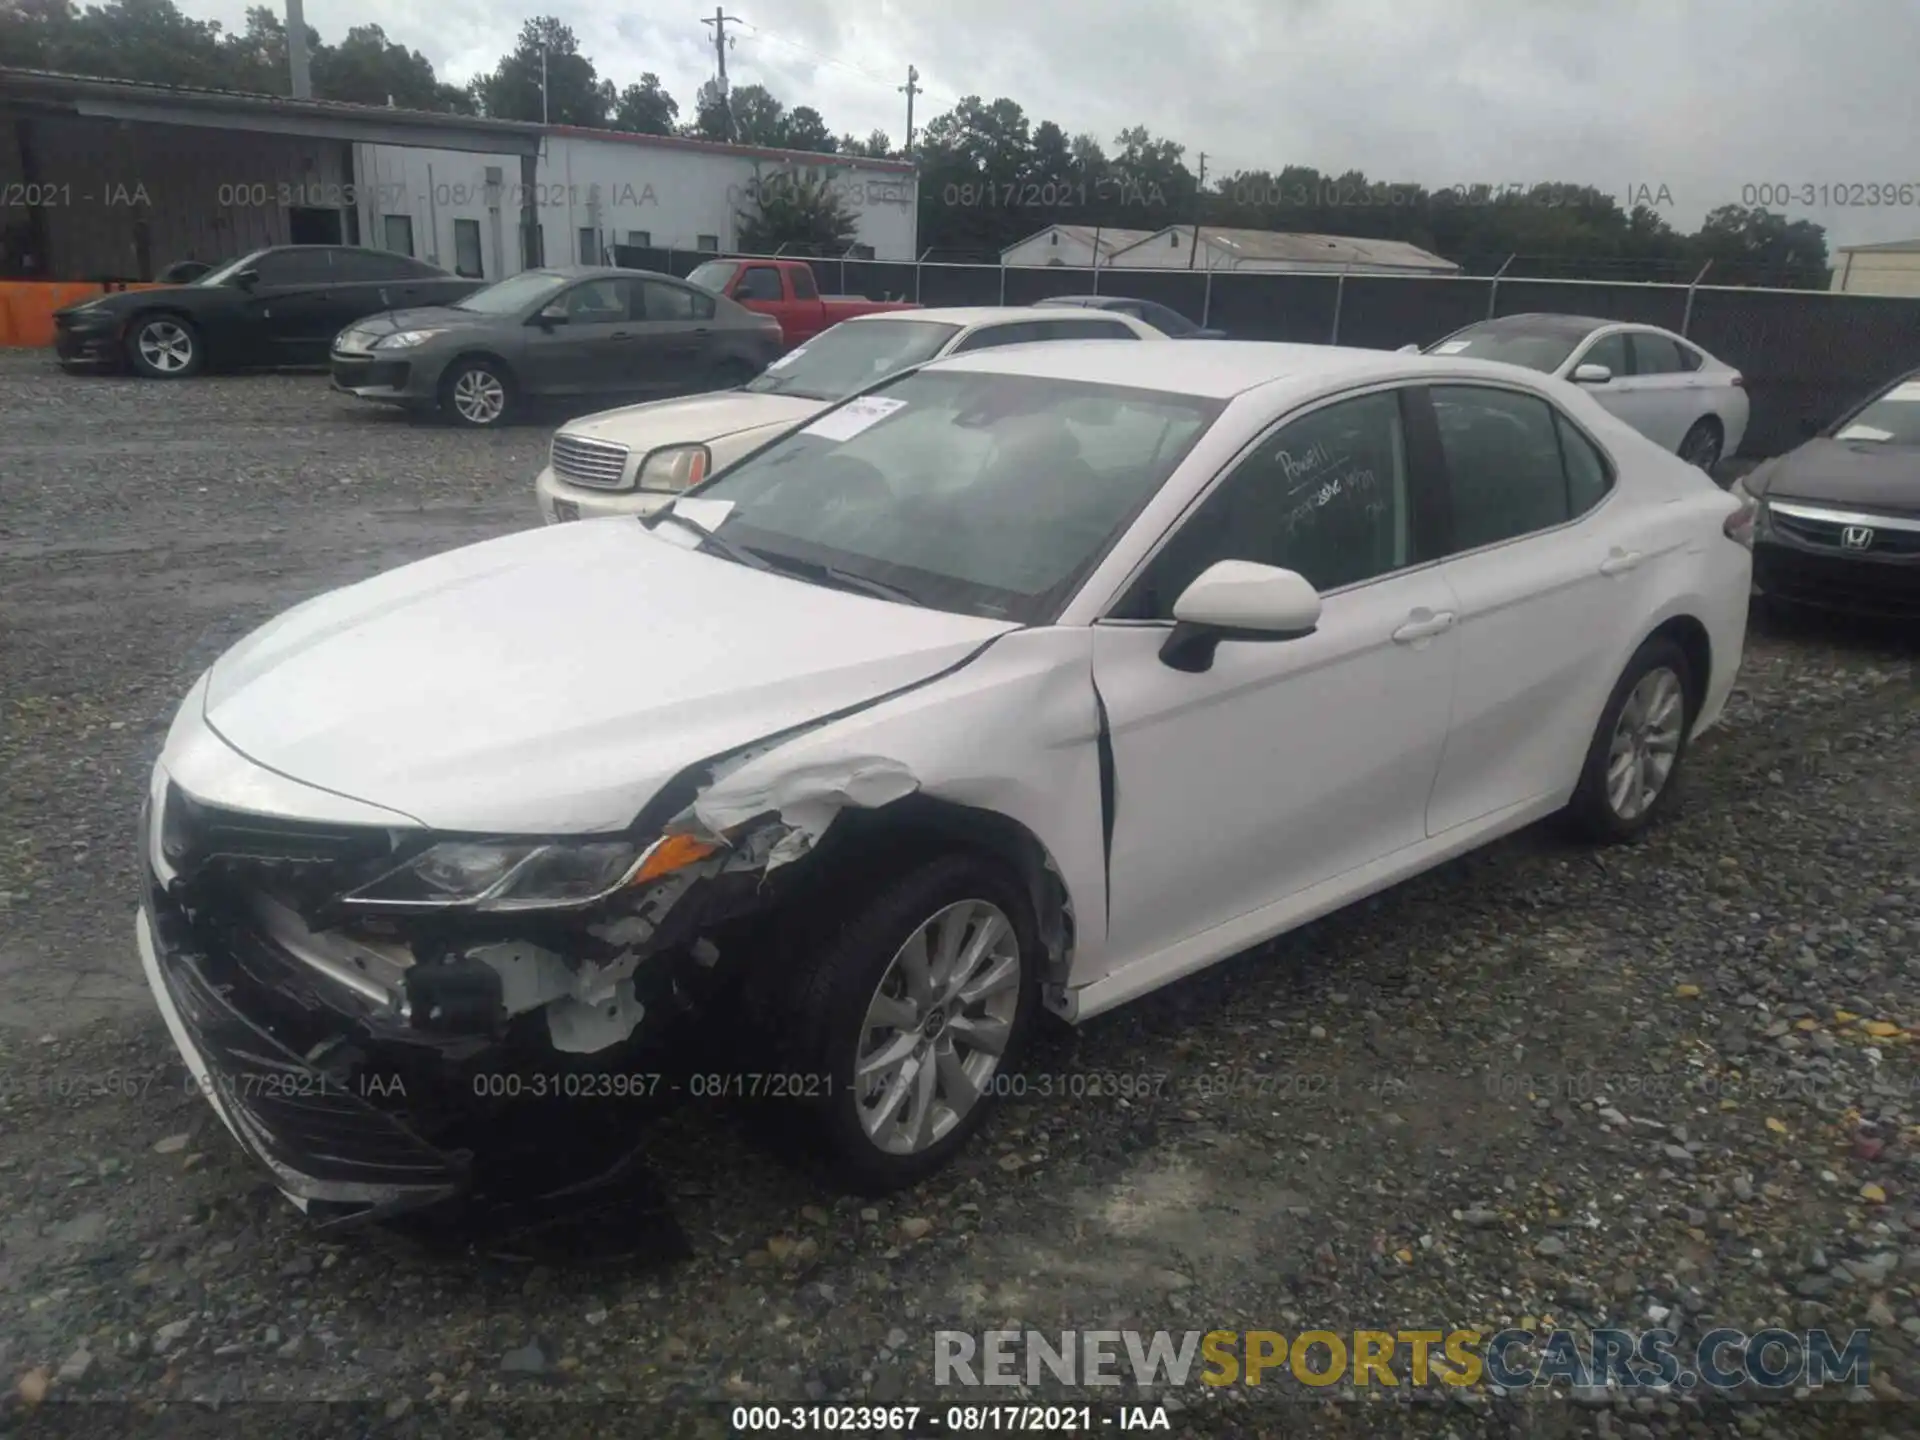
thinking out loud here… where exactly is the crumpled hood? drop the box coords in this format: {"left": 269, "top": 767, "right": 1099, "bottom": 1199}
{"left": 561, "top": 391, "right": 823, "bottom": 449}
{"left": 199, "top": 520, "right": 1016, "bottom": 833}
{"left": 1754, "top": 438, "right": 1920, "bottom": 512}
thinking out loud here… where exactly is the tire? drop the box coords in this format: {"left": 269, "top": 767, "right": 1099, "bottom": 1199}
{"left": 779, "top": 852, "right": 1040, "bottom": 1193}
{"left": 125, "top": 314, "right": 203, "bottom": 379}
{"left": 1678, "top": 417, "right": 1723, "bottom": 472}
{"left": 1563, "top": 637, "right": 1696, "bottom": 844}
{"left": 440, "top": 358, "right": 515, "bottom": 426}
{"left": 707, "top": 358, "right": 758, "bottom": 391}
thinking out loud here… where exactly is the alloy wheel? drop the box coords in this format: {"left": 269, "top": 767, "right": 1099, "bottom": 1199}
{"left": 853, "top": 899, "right": 1022, "bottom": 1155}
{"left": 451, "top": 368, "right": 507, "bottom": 424}
{"left": 1606, "top": 666, "right": 1685, "bottom": 820}
{"left": 136, "top": 321, "right": 194, "bottom": 374}
{"left": 1680, "top": 424, "right": 1721, "bottom": 470}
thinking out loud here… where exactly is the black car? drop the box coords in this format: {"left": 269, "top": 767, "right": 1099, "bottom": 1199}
{"left": 1033, "top": 293, "right": 1227, "bottom": 338}
{"left": 1734, "top": 367, "right": 1920, "bottom": 620}
{"left": 52, "top": 245, "right": 485, "bottom": 379}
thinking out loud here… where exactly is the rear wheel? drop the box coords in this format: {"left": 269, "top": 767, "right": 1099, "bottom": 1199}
{"left": 1563, "top": 637, "right": 1696, "bottom": 844}
{"left": 779, "top": 853, "right": 1039, "bottom": 1193}
{"left": 1678, "top": 417, "right": 1723, "bottom": 471}
{"left": 125, "top": 315, "right": 203, "bottom": 379}
{"left": 441, "top": 358, "right": 514, "bottom": 426}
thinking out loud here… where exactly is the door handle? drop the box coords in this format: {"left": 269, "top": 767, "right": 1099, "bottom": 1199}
{"left": 1392, "top": 610, "right": 1456, "bottom": 643}
{"left": 1600, "top": 549, "right": 1644, "bottom": 576}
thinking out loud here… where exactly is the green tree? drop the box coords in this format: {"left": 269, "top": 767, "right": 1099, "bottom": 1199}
{"left": 1691, "top": 204, "right": 1830, "bottom": 286}
{"left": 612, "top": 74, "right": 678, "bottom": 134}
{"left": 313, "top": 23, "right": 470, "bottom": 112}
{"left": 734, "top": 166, "right": 858, "bottom": 254}
{"left": 470, "top": 17, "right": 613, "bottom": 126}
{"left": 689, "top": 77, "right": 733, "bottom": 140}
{"left": 836, "top": 129, "right": 894, "bottom": 160}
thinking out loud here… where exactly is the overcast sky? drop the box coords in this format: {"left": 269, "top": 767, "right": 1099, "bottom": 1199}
{"left": 191, "top": 0, "right": 1920, "bottom": 248}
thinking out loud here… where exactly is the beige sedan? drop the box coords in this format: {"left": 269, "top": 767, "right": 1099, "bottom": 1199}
{"left": 534, "top": 306, "right": 1168, "bottom": 523}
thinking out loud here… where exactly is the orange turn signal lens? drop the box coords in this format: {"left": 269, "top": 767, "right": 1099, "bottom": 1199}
{"left": 629, "top": 833, "right": 719, "bottom": 885}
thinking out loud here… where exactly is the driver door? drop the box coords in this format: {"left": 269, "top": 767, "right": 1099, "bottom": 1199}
{"left": 1087, "top": 386, "right": 1460, "bottom": 981}
{"left": 521, "top": 276, "right": 639, "bottom": 397}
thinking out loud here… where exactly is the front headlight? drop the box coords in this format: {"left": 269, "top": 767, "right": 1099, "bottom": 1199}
{"left": 342, "top": 834, "right": 718, "bottom": 912}
{"left": 636, "top": 444, "right": 712, "bottom": 493}
{"left": 372, "top": 330, "right": 443, "bottom": 350}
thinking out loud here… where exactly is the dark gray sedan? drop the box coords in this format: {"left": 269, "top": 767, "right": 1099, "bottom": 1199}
{"left": 1732, "top": 366, "right": 1920, "bottom": 620}
{"left": 330, "top": 266, "right": 785, "bottom": 427}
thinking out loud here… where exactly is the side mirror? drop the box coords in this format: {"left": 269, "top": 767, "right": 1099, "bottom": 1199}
{"left": 233, "top": 268, "right": 260, "bottom": 289}
{"left": 1158, "top": 560, "right": 1322, "bottom": 673}
{"left": 1571, "top": 363, "right": 1612, "bottom": 384}
{"left": 1396, "top": 342, "right": 1420, "bottom": 354}
{"left": 533, "top": 304, "right": 569, "bottom": 326}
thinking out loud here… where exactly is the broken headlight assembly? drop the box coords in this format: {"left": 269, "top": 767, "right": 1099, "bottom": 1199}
{"left": 342, "top": 833, "right": 719, "bottom": 913}
{"left": 636, "top": 444, "right": 711, "bottom": 493}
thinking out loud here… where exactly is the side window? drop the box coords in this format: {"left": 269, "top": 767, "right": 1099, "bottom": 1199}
{"left": 1554, "top": 412, "right": 1614, "bottom": 517}
{"left": 1628, "top": 332, "right": 1683, "bottom": 375}
{"left": 736, "top": 266, "right": 785, "bottom": 301}
{"left": 1039, "top": 318, "right": 1141, "bottom": 341}
{"left": 639, "top": 281, "right": 713, "bottom": 321}
{"left": 253, "top": 249, "right": 330, "bottom": 285}
{"left": 952, "top": 321, "right": 1051, "bottom": 352}
{"left": 1430, "top": 386, "right": 1573, "bottom": 551}
{"left": 332, "top": 248, "right": 416, "bottom": 282}
{"left": 1672, "top": 341, "right": 1705, "bottom": 372}
{"left": 1117, "top": 391, "right": 1413, "bottom": 617}
{"left": 1575, "top": 331, "right": 1629, "bottom": 376}
{"left": 790, "top": 266, "right": 819, "bottom": 300}
{"left": 1142, "top": 301, "right": 1195, "bottom": 336}
{"left": 559, "top": 278, "right": 634, "bottom": 321}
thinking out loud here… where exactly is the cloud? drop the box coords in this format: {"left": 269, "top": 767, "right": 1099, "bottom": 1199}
{"left": 188, "top": 0, "right": 1920, "bottom": 245}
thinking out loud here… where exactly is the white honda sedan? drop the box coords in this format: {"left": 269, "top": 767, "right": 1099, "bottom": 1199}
{"left": 1416, "top": 314, "right": 1749, "bottom": 470}
{"left": 136, "top": 341, "right": 1752, "bottom": 1218}
{"left": 534, "top": 307, "right": 1166, "bottom": 523}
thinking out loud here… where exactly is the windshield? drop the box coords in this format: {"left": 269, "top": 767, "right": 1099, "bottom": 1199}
{"left": 686, "top": 261, "right": 741, "bottom": 295}
{"left": 743, "top": 320, "right": 963, "bottom": 401}
{"left": 1427, "top": 324, "right": 1584, "bottom": 373}
{"left": 680, "top": 369, "right": 1225, "bottom": 622}
{"left": 452, "top": 271, "right": 570, "bottom": 314}
{"left": 1833, "top": 377, "right": 1920, "bottom": 444}
{"left": 195, "top": 250, "right": 268, "bottom": 287}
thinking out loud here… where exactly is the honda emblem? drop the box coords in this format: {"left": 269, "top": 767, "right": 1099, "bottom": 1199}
{"left": 1841, "top": 525, "right": 1875, "bottom": 550}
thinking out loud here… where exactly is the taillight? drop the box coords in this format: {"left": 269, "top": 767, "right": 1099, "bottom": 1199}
{"left": 1729, "top": 373, "right": 1744, "bottom": 387}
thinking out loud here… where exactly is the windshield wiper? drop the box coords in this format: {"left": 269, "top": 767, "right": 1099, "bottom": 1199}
{"left": 650, "top": 510, "right": 772, "bottom": 571}
{"left": 753, "top": 552, "right": 925, "bottom": 607}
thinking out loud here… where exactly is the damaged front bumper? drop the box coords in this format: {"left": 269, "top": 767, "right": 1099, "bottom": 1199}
{"left": 135, "top": 775, "right": 804, "bottom": 1227}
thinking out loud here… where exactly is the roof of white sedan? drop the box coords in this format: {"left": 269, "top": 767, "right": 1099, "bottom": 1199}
{"left": 925, "top": 338, "right": 1532, "bottom": 398}
{"left": 839, "top": 306, "right": 1142, "bottom": 328}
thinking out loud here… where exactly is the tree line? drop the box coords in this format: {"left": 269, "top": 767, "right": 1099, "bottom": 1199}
{"left": 0, "top": 1, "right": 1833, "bottom": 286}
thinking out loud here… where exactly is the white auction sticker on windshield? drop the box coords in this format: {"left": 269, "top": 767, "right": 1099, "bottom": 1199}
{"left": 1836, "top": 423, "right": 1895, "bottom": 442}
{"left": 1885, "top": 380, "right": 1920, "bottom": 403}
{"left": 802, "top": 395, "right": 907, "bottom": 441}
{"left": 1432, "top": 340, "right": 1471, "bottom": 355}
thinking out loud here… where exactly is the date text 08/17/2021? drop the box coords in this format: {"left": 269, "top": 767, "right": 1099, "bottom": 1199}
{"left": 728, "top": 1403, "right": 1173, "bottom": 1432}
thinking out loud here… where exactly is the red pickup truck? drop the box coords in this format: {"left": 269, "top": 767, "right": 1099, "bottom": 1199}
{"left": 684, "top": 257, "right": 919, "bottom": 348}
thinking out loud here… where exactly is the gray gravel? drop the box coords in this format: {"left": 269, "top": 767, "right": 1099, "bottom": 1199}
{"left": 1, "top": 349, "right": 1917, "bottom": 1438}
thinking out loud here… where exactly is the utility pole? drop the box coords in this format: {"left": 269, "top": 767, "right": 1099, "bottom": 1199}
{"left": 1187, "top": 151, "right": 1207, "bottom": 270}
{"left": 539, "top": 45, "right": 548, "bottom": 125}
{"left": 899, "top": 65, "right": 922, "bottom": 156}
{"left": 703, "top": 8, "right": 741, "bottom": 140}
{"left": 284, "top": 0, "right": 311, "bottom": 99}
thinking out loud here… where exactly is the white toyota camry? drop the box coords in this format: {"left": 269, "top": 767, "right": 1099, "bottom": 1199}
{"left": 137, "top": 340, "right": 1753, "bottom": 1219}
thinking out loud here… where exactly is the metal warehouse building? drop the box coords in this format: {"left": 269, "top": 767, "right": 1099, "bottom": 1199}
{"left": 0, "top": 68, "right": 920, "bottom": 284}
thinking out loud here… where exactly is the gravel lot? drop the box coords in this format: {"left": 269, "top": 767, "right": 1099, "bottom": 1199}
{"left": 0, "top": 349, "right": 1916, "bottom": 1439}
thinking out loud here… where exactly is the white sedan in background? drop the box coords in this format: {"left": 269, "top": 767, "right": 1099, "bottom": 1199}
{"left": 138, "top": 340, "right": 1752, "bottom": 1217}
{"left": 1415, "top": 314, "right": 1749, "bottom": 470}
{"left": 534, "top": 306, "right": 1167, "bottom": 522}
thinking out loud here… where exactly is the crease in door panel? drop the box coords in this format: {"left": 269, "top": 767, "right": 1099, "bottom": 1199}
{"left": 1090, "top": 675, "right": 1117, "bottom": 927}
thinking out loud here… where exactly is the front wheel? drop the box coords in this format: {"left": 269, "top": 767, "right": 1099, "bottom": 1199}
{"left": 441, "top": 359, "right": 514, "bottom": 426}
{"left": 1562, "top": 637, "right": 1696, "bottom": 844}
{"left": 125, "top": 315, "right": 203, "bottom": 378}
{"left": 782, "top": 853, "right": 1039, "bottom": 1193}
